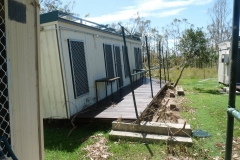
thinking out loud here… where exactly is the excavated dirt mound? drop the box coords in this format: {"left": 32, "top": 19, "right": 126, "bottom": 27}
{"left": 140, "top": 86, "right": 186, "bottom": 124}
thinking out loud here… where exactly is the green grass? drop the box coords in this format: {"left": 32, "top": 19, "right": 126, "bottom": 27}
{"left": 44, "top": 68, "right": 240, "bottom": 159}
{"left": 44, "top": 123, "right": 111, "bottom": 160}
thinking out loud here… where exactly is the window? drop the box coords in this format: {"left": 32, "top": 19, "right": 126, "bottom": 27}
{"left": 114, "top": 46, "right": 123, "bottom": 87}
{"left": 68, "top": 40, "right": 89, "bottom": 98}
{"left": 122, "top": 46, "right": 130, "bottom": 77}
{"left": 139, "top": 49, "right": 143, "bottom": 69}
{"left": 134, "top": 47, "right": 143, "bottom": 69}
{"left": 103, "top": 44, "right": 115, "bottom": 78}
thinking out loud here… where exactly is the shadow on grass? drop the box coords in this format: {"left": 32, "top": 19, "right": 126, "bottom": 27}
{"left": 193, "top": 87, "right": 221, "bottom": 95}
{"left": 44, "top": 120, "right": 111, "bottom": 152}
{"left": 145, "top": 144, "right": 154, "bottom": 156}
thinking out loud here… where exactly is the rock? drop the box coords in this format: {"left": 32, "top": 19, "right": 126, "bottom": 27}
{"left": 170, "top": 92, "right": 175, "bottom": 98}
{"left": 170, "top": 104, "right": 177, "bottom": 110}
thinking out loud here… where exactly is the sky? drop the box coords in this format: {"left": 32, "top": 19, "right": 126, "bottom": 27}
{"left": 62, "top": 0, "right": 233, "bottom": 34}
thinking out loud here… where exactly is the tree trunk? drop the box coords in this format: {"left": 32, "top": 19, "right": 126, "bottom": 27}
{"left": 174, "top": 63, "right": 187, "bottom": 88}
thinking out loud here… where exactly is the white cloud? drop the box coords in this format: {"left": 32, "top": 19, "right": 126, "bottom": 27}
{"left": 151, "top": 8, "right": 187, "bottom": 18}
{"left": 86, "top": 0, "right": 213, "bottom": 24}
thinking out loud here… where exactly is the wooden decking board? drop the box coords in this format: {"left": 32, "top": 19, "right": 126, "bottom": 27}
{"left": 75, "top": 78, "right": 167, "bottom": 121}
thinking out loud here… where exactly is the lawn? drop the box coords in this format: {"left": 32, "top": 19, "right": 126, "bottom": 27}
{"left": 44, "top": 68, "right": 240, "bottom": 160}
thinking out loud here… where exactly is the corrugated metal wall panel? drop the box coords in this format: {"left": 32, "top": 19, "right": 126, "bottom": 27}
{"left": 5, "top": 0, "right": 43, "bottom": 159}
{"left": 40, "top": 23, "right": 67, "bottom": 118}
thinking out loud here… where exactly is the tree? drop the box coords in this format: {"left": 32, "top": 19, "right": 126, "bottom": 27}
{"left": 174, "top": 28, "right": 208, "bottom": 87}
{"left": 40, "top": 0, "right": 76, "bottom": 15}
{"left": 162, "top": 18, "right": 194, "bottom": 66}
{"left": 207, "top": 0, "right": 232, "bottom": 49}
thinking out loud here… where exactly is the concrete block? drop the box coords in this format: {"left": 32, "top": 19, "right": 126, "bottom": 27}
{"left": 112, "top": 121, "right": 191, "bottom": 137}
{"left": 177, "top": 119, "right": 186, "bottom": 124}
{"left": 109, "top": 130, "right": 192, "bottom": 146}
{"left": 176, "top": 86, "right": 184, "bottom": 96}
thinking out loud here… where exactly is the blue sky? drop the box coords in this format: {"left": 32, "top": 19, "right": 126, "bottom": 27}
{"left": 65, "top": 0, "right": 233, "bottom": 32}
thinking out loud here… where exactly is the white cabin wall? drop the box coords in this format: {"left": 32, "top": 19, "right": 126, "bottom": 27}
{"left": 84, "top": 35, "right": 106, "bottom": 102}
{"left": 40, "top": 23, "right": 68, "bottom": 118}
{"left": 57, "top": 21, "right": 141, "bottom": 116}
{"left": 5, "top": 0, "right": 43, "bottom": 159}
{"left": 58, "top": 25, "right": 90, "bottom": 116}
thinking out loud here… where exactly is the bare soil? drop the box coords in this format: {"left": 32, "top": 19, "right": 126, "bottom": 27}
{"left": 140, "top": 86, "right": 187, "bottom": 124}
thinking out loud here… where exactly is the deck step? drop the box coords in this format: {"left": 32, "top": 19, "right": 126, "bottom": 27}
{"left": 109, "top": 130, "right": 192, "bottom": 146}
{"left": 112, "top": 121, "right": 191, "bottom": 137}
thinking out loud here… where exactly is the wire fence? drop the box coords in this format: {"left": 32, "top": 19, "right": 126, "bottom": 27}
{"left": 0, "top": 1, "right": 11, "bottom": 157}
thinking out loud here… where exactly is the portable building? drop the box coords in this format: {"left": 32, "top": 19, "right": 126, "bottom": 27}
{"left": 218, "top": 39, "right": 240, "bottom": 85}
{"left": 40, "top": 11, "right": 143, "bottom": 119}
{"left": 0, "top": 0, "right": 43, "bottom": 159}
{"left": 218, "top": 40, "right": 231, "bottom": 85}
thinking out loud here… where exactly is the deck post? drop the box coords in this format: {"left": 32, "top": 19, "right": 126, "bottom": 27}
{"left": 121, "top": 26, "right": 139, "bottom": 119}
{"left": 159, "top": 41, "right": 162, "bottom": 88}
{"left": 145, "top": 36, "right": 154, "bottom": 98}
{"left": 225, "top": 0, "right": 239, "bottom": 159}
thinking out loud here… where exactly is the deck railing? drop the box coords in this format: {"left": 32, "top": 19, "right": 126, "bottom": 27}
{"left": 227, "top": 108, "right": 240, "bottom": 121}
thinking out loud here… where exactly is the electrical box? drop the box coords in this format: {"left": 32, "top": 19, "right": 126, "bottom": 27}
{"left": 221, "top": 54, "right": 229, "bottom": 63}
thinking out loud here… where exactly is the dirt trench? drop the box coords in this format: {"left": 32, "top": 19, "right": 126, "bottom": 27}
{"left": 139, "top": 86, "right": 187, "bottom": 124}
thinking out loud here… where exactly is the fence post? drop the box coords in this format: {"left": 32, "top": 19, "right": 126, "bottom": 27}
{"left": 166, "top": 50, "right": 169, "bottom": 81}
{"left": 225, "top": 0, "right": 239, "bottom": 159}
{"left": 121, "top": 26, "right": 139, "bottom": 119}
{"left": 162, "top": 46, "right": 166, "bottom": 83}
{"left": 145, "top": 36, "right": 153, "bottom": 98}
{"left": 159, "top": 41, "right": 162, "bottom": 88}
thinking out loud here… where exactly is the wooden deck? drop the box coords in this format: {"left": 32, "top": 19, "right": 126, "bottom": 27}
{"left": 75, "top": 78, "right": 167, "bottom": 121}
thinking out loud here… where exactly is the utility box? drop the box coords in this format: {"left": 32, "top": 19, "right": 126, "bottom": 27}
{"left": 221, "top": 54, "right": 229, "bottom": 63}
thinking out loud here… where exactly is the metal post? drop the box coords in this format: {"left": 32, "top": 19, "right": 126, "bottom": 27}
{"left": 166, "top": 50, "right": 170, "bottom": 81}
{"left": 162, "top": 46, "right": 166, "bottom": 83}
{"left": 121, "top": 26, "right": 139, "bottom": 119}
{"left": 225, "top": 0, "right": 239, "bottom": 159}
{"left": 159, "top": 41, "right": 162, "bottom": 88}
{"left": 145, "top": 36, "right": 153, "bottom": 98}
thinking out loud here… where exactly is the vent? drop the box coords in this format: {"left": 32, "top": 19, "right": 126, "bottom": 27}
{"left": 0, "top": 0, "right": 11, "bottom": 157}
{"left": 104, "top": 44, "right": 115, "bottom": 78}
{"left": 114, "top": 46, "right": 123, "bottom": 87}
{"left": 8, "top": 0, "right": 26, "bottom": 24}
{"left": 68, "top": 40, "right": 89, "bottom": 98}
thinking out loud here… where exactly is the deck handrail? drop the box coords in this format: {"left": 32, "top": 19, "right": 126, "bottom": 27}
{"left": 131, "top": 66, "right": 160, "bottom": 77}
